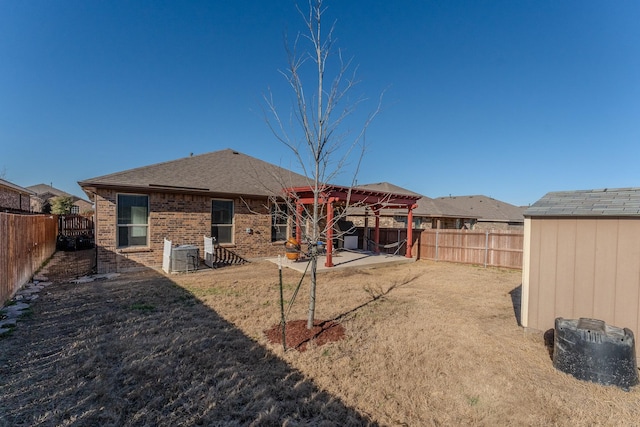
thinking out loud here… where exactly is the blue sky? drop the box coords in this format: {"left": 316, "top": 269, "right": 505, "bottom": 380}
{"left": 1, "top": 1, "right": 638, "bottom": 206}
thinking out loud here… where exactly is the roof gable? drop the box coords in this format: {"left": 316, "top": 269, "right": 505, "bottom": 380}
{"left": 525, "top": 187, "right": 640, "bottom": 217}
{"left": 78, "top": 149, "right": 310, "bottom": 197}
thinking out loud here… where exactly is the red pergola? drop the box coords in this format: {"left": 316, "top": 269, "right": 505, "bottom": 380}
{"left": 282, "top": 185, "right": 421, "bottom": 267}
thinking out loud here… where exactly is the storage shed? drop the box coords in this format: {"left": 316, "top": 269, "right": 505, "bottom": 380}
{"left": 522, "top": 188, "right": 640, "bottom": 360}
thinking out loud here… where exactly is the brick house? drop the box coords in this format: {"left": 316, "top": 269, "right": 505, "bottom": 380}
{"left": 434, "top": 195, "right": 526, "bottom": 230}
{"left": 0, "top": 178, "right": 33, "bottom": 213}
{"left": 78, "top": 149, "right": 310, "bottom": 273}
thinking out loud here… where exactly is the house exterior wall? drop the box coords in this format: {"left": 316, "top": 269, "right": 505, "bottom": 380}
{"left": 472, "top": 221, "right": 524, "bottom": 231}
{"left": 348, "top": 214, "right": 434, "bottom": 229}
{"left": 522, "top": 217, "right": 640, "bottom": 360}
{"left": 74, "top": 199, "right": 93, "bottom": 214}
{"left": 30, "top": 196, "right": 44, "bottom": 213}
{"left": 0, "top": 187, "right": 31, "bottom": 212}
{"left": 94, "top": 189, "right": 289, "bottom": 273}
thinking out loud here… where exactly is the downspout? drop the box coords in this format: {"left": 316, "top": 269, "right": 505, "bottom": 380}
{"left": 91, "top": 191, "right": 98, "bottom": 273}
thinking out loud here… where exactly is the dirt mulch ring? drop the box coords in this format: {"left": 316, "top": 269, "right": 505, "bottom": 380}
{"left": 1, "top": 256, "right": 639, "bottom": 426}
{"left": 264, "top": 319, "right": 345, "bottom": 351}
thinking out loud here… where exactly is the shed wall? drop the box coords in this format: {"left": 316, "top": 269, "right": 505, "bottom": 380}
{"left": 522, "top": 217, "right": 640, "bottom": 359}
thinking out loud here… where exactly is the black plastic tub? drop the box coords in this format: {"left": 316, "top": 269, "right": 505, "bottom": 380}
{"left": 553, "top": 317, "right": 638, "bottom": 390}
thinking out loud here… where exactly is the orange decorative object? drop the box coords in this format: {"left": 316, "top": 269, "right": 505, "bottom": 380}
{"left": 284, "top": 237, "right": 301, "bottom": 260}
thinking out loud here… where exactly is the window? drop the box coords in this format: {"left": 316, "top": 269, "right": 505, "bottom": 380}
{"left": 394, "top": 215, "right": 421, "bottom": 229}
{"left": 212, "top": 199, "right": 234, "bottom": 244}
{"left": 71, "top": 205, "right": 80, "bottom": 214}
{"left": 271, "top": 203, "right": 289, "bottom": 242}
{"left": 117, "top": 194, "right": 149, "bottom": 247}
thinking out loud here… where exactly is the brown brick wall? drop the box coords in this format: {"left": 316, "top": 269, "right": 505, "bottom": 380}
{"left": 0, "top": 188, "right": 31, "bottom": 212}
{"left": 94, "top": 190, "right": 289, "bottom": 273}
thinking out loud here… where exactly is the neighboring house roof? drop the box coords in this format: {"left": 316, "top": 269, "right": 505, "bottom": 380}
{"left": 0, "top": 178, "right": 34, "bottom": 195}
{"left": 435, "top": 195, "right": 525, "bottom": 223}
{"left": 414, "top": 196, "right": 470, "bottom": 218}
{"left": 349, "top": 182, "right": 469, "bottom": 218}
{"left": 78, "top": 148, "right": 311, "bottom": 198}
{"left": 27, "top": 183, "right": 91, "bottom": 204}
{"left": 355, "top": 182, "right": 423, "bottom": 197}
{"left": 525, "top": 187, "right": 640, "bottom": 217}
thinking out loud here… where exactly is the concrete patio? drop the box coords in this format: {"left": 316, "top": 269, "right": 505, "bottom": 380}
{"left": 267, "top": 249, "right": 416, "bottom": 273}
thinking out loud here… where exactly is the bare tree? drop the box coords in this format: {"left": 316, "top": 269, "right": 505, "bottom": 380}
{"left": 265, "top": 0, "right": 382, "bottom": 329}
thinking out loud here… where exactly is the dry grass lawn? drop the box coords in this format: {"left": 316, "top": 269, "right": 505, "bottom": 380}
{"left": 1, "top": 258, "right": 639, "bottom": 426}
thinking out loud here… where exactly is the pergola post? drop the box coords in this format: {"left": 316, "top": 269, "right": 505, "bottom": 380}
{"left": 406, "top": 204, "right": 416, "bottom": 258}
{"left": 295, "top": 202, "right": 303, "bottom": 242}
{"left": 282, "top": 185, "right": 421, "bottom": 267}
{"left": 325, "top": 198, "right": 335, "bottom": 267}
{"left": 364, "top": 209, "right": 369, "bottom": 251}
{"left": 374, "top": 209, "right": 380, "bottom": 254}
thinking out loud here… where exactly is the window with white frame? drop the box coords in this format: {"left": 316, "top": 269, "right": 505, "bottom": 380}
{"left": 271, "top": 202, "right": 289, "bottom": 242}
{"left": 117, "top": 194, "right": 149, "bottom": 247}
{"left": 211, "top": 199, "right": 234, "bottom": 244}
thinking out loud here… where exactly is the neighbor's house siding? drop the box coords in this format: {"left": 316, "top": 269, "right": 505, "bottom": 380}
{"left": 522, "top": 216, "right": 640, "bottom": 360}
{"left": 471, "top": 221, "right": 524, "bottom": 231}
{"left": 95, "top": 189, "right": 286, "bottom": 273}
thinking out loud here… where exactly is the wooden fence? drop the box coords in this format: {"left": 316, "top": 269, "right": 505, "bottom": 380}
{"left": 0, "top": 213, "right": 58, "bottom": 303}
{"left": 418, "top": 229, "right": 524, "bottom": 269}
{"left": 59, "top": 214, "right": 94, "bottom": 238}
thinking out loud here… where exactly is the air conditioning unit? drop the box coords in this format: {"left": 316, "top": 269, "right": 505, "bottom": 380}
{"left": 170, "top": 245, "right": 199, "bottom": 273}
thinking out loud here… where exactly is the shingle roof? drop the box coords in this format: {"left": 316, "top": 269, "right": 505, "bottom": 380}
{"left": 525, "top": 188, "right": 640, "bottom": 217}
{"left": 355, "top": 182, "right": 423, "bottom": 197}
{"left": 78, "top": 149, "right": 310, "bottom": 197}
{"left": 434, "top": 195, "right": 525, "bottom": 222}
{"left": 26, "top": 184, "right": 90, "bottom": 203}
{"left": 350, "top": 182, "right": 469, "bottom": 218}
{"left": 0, "top": 178, "right": 34, "bottom": 195}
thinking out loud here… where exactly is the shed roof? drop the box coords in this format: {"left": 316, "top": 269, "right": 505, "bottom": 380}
{"left": 78, "top": 149, "right": 310, "bottom": 198}
{"left": 525, "top": 187, "right": 640, "bottom": 217}
{"left": 435, "top": 195, "right": 525, "bottom": 222}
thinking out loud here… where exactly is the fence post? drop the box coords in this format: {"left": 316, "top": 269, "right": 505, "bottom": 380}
{"left": 435, "top": 229, "right": 439, "bottom": 261}
{"left": 484, "top": 230, "right": 489, "bottom": 268}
